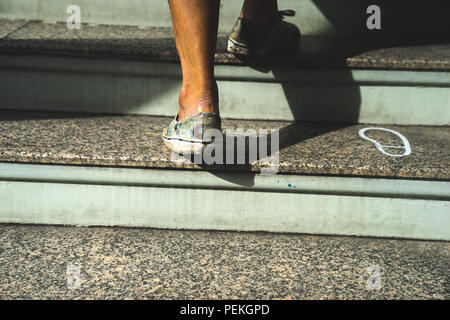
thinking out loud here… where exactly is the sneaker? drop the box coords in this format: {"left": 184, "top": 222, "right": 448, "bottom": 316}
{"left": 227, "top": 10, "right": 300, "bottom": 56}
{"left": 162, "top": 112, "right": 222, "bottom": 154}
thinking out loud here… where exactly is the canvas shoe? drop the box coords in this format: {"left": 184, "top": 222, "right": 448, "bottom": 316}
{"left": 227, "top": 10, "right": 300, "bottom": 56}
{"left": 162, "top": 112, "right": 222, "bottom": 154}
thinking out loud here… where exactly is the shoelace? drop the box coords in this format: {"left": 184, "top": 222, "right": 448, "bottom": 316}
{"left": 278, "top": 10, "right": 296, "bottom": 19}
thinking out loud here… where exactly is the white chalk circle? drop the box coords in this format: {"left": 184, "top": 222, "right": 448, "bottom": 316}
{"left": 358, "top": 127, "right": 411, "bottom": 157}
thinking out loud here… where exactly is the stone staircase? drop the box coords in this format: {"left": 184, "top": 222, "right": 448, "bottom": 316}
{"left": 1, "top": 20, "right": 449, "bottom": 125}
{"left": 0, "top": 1, "right": 449, "bottom": 242}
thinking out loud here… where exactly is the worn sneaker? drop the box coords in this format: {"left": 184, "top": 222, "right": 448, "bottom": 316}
{"left": 227, "top": 10, "right": 300, "bottom": 56}
{"left": 162, "top": 112, "right": 222, "bottom": 154}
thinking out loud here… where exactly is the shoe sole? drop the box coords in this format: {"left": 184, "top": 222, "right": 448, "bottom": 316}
{"left": 227, "top": 37, "right": 299, "bottom": 57}
{"left": 227, "top": 38, "right": 251, "bottom": 56}
{"left": 163, "top": 136, "right": 208, "bottom": 155}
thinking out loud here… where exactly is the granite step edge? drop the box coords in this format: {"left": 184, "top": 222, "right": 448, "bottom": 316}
{"left": 1, "top": 19, "right": 449, "bottom": 70}
{"left": 0, "top": 111, "right": 449, "bottom": 181}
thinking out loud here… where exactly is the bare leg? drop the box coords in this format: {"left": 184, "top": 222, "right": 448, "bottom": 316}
{"left": 240, "top": 0, "right": 279, "bottom": 30}
{"left": 168, "top": 0, "right": 220, "bottom": 121}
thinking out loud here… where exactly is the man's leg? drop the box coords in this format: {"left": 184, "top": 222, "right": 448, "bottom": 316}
{"left": 168, "top": 0, "right": 220, "bottom": 121}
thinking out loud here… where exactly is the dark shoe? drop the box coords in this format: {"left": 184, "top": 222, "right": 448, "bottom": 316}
{"left": 227, "top": 10, "right": 300, "bottom": 56}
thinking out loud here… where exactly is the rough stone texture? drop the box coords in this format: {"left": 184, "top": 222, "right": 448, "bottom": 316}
{"left": 0, "top": 19, "right": 28, "bottom": 39}
{"left": 0, "top": 224, "right": 447, "bottom": 300}
{"left": 0, "top": 20, "right": 449, "bottom": 70}
{"left": 0, "top": 110, "right": 448, "bottom": 180}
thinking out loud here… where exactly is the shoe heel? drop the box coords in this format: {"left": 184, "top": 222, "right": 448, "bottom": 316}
{"left": 227, "top": 39, "right": 250, "bottom": 56}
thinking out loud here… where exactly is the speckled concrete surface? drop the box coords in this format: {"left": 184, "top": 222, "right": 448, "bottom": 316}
{"left": 0, "top": 224, "right": 447, "bottom": 299}
{"left": 0, "top": 20, "right": 449, "bottom": 70}
{"left": 0, "top": 110, "right": 448, "bottom": 179}
{"left": 0, "top": 19, "right": 28, "bottom": 39}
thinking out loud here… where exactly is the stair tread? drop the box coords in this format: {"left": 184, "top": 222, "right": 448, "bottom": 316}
{"left": 1, "top": 19, "right": 449, "bottom": 70}
{"left": 0, "top": 110, "right": 448, "bottom": 180}
{"left": 0, "top": 224, "right": 448, "bottom": 299}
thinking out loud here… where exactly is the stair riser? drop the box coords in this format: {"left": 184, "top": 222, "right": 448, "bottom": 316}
{"left": 1, "top": 55, "right": 449, "bottom": 125}
{"left": 1, "top": 0, "right": 447, "bottom": 36}
{"left": 1, "top": 163, "right": 449, "bottom": 240}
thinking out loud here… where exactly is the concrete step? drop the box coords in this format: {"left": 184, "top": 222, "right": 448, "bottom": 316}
{"left": 0, "top": 224, "right": 448, "bottom": 299}
{"left": 0, "top": 110, "right": 449, "bottom": 240}
{"left": 0, "top": 0, "right": 448, "bottom": 37}
{"left": 1, "top": 19, "right": 449, "bottom": 125}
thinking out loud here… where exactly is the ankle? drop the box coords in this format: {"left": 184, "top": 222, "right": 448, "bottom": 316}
{"left": 178, "top": 82, "right": 219, "bottom": 120}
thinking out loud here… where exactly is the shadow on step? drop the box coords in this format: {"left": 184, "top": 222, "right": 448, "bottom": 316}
{"left": 311, "top": 0, "right": 449, "bottom": 38}
{"left": 175, "top": 121, "right": 350, "bottom": 187}
{"left": 201, "top": 34, "right": 449, "bottom": 186}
